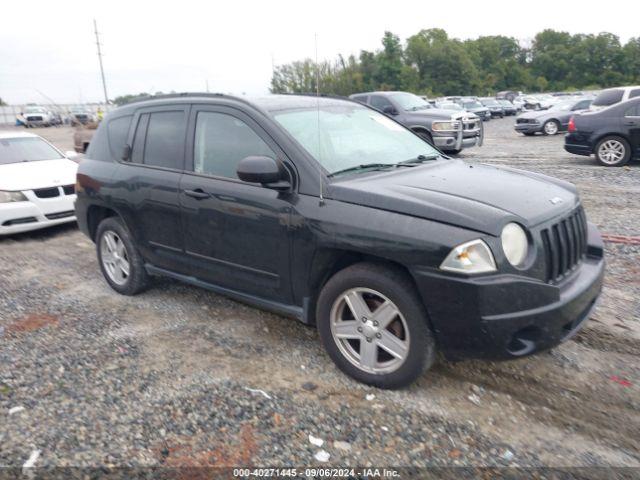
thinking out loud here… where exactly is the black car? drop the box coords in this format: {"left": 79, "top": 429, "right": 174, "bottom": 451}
{"left": 497, "top": 99, "right": 517, "bottom": 116}
{"left": 515, "top": 98, "right": 593, "bottom": 136}
{"left": 349, "top": 91, "right": 482, "bottom": 154}
{"left": 565, "top": 97, "right": 640, "bottom": 167}
{"left": 479, "top": 98, "right": 505, "bottom": 118}
{"left": 76, "top": 93, "right": 604, "bottom": 389}
{"left": 458, "top": 99, "right": 491, "bottom": 121}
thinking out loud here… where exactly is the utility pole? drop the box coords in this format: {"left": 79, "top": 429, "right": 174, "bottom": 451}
{"left": 94, "top": 19, "right": 109, "bottom": 105}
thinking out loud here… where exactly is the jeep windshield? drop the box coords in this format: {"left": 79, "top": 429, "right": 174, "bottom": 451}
{"left": 272, "top": 103, "right": 440, "bottom": 175}
{"left": 389, "top": 93, "right": 432, "bottom": 111}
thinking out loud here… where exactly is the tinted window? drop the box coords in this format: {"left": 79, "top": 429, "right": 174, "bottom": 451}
{"left": 130, "top": 114, "right": 148, "bottom": 164}
{"left": 592, "top": 89, "right": 624, "bottom": 106}
{"left": 351, "top": 95, "right": 368, "bottom": 104}
{"left": 143, "top": 111, "right": 186, "bottom": 169}
{"left": 369, "top": 96, "right": 394, "bottom": 111}
{"left": 630, "top": 89, "right": 640, "bottom": 99}
{"left": 194, "top": 112, "right": 275, "bottom": 179}
{"left": 107, "top": 115, "right": 132, "bottom": 161}
{"left": 573, "top": 100, "right": 591, "bottom": 110}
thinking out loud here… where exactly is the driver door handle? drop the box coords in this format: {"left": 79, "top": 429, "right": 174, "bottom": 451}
{"left": 184, "top": 188, "right": 211, "bottom": 200}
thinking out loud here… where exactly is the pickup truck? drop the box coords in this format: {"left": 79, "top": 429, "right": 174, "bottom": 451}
{"left": 350, "top": 91, "right": 483, "bottom": 154}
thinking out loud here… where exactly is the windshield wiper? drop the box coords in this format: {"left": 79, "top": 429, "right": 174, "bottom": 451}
{"left": 328, "top": 163, "right": 397, "bottom": 177}
{"left": 397, "top": 154, "right": 440, "bottom": 165}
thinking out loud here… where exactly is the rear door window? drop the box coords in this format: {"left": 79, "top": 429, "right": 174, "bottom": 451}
{"left": 629, "top": 89, "right": 640, "bottom": 99}
{"left": 143, "top": 111, "right": 187, "bottom": 169}
{"left": 592, "top": 89, "right": 624, "bottom": 107}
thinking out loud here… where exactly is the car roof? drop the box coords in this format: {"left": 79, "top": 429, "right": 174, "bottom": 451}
{"left": 349, "top": 91, "right": 410, "bottom": 97}
{"left": 0, "top": 131, "right": 40, "bottom": 139}
{"left": 110, "top": 92, "right": 360, "bottom": 117}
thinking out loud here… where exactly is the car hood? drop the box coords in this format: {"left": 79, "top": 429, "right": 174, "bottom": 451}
{"left": 403, "top": 108, "right": 458, "bottom": 120}
{"left": 0, "top": 158, "right": 78, "bottom": 191}
{"left": 328, "top": 159, "right": 578, "bottom": 236}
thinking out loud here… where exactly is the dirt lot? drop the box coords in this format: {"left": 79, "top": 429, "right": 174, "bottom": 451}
{"left": 1, "top": 120, "right": 639, "bottom": 472}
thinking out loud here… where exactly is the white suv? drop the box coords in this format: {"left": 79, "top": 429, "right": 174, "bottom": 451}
{"left": 590, "top": 86, "right": 640, "bottom": 111}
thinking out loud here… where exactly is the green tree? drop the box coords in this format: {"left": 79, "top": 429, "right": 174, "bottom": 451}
{"left": 405, "top": 29, "right": 479, "bottom": 95}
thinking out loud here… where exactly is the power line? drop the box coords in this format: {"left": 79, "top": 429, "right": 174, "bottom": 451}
{"left": 94, "top": 19, "right": 109, "bottom": 104}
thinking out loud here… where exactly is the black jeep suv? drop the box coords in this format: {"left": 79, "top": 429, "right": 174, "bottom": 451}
{"left": 75, "top": 93, "right": 605, "bottom": 389}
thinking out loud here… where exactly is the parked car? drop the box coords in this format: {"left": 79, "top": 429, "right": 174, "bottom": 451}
{"left": 479, "top": 98, "right": 505, "bottom": 118}
{"left": 76, "top": 93, "right": 604, "bottom": 388}
{"left": 69, "top": 107, "right": 97, "bottom": 126}
{"left": 73, "top": 123, "right": 98, "bottom": 153}
{"left": 22, "top": 106, "right": 54, "bottom": 127}
{"left": 515, "top": 98, "right": 593, "bottom": 136}
{"left": 350, "top": 91, "right": 482, "bottom": 154}
{"left": 496, "top": 90, "right": 519, "bottom": 102}
{"left": 459, "top": 99, "right": 491, "bottom": 121}
{"left": 590, "top": 86, "right": 640, "bottom": 111}
{"left": 434, "top": 101, "right": 464, "bottom": 112}
{"left": 511, "top": 97, "right": 525, "bottom": 111}
{"left": 0, "top": 132, "right": 78, "bottom": 234}
{"left": 497, "top": 99, "right": 517, "bottom": 116}
{"left": 565, "top": 97, "right": 640, "bottom": 167}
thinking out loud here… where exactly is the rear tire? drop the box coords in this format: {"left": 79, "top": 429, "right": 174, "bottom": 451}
{"left": 96, "top": 217, "right": 149, "bottom": 295}
{"left": 316, "top": 262, "right": 436, "bottom": 389}
{"left": 595, "top": 136, "right": 630, "bottom": 167}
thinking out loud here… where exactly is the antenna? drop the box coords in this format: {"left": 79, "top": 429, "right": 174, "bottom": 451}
{"left": 94, "top": 19, "right": 109, "bottom": 105}
{"left": 315, "top": 33, "right": 325, "bottom": 206}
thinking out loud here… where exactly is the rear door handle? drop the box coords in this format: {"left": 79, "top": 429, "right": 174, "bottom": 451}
{"left": 623, "top": 120, "right": 637, "bottom": 126}
{"left": 184, "top": 188, "right": 211, "bottom": 200}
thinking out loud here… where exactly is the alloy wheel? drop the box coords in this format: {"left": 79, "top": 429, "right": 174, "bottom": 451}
{"left": 544, "top": 121, "right": 558, "bottom": 135}
{"left": 598, "top": 140, "right": 626, "bottom": 165}
{"left": 330, "top": 288, "right": 410, "bottom": 374}
{"left": 100, "top": 231, "right": 130, "bottom": 285}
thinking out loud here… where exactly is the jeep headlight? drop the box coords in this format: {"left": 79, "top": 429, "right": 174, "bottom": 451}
{"left": 0, "top": 191, "right": 27, "bottom": 203}
{"left": 432, "top": 121, "right": 460, "bottom": 131}
{"left": 501, "top": 223, "right": 528, "bottom": 267}
{"left": 440, "top": 239, "right": 496, "bottom": 274}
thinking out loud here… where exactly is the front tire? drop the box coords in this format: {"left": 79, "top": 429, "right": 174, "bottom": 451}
{"left": 595, "top": 136, "right": 631, "bottom": 167}
{"left": 96, "top": 217, "right": 149, "bottom": 295}
{"left": 542, "top": 120, "right": 560, "bottom": 135}
{"left": 316, "top": 263, "right": 436, "bottom": 389}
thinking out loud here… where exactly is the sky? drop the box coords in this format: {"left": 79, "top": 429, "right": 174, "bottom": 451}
{"left": 1, "top": 0, "right": 636, "bottom": 105}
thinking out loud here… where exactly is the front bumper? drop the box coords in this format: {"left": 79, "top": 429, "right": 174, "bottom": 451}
{"left": 433, "top": 121, "right": 483, "bottom": 152}
{"left": 412, "top": 223, "right": 605, "bottom": 360}
{"left": 515, "top": 122, "right": 542, "bottom": 134}
{"left": 0, "top": 192, "right": 76, "bottom": 235}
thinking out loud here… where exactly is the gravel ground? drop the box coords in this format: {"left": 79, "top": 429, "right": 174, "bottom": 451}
{"left": 0, "top": 121, "right": 639, "bottom": 473}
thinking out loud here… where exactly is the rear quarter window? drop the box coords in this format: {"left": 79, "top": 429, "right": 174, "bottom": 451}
{"left": 107, "top": 115, "right": 132, "bottom": 161}
{"left": 629, "top": 89, "right": 640, "bottom": 99}
{"left": 592, "top": 89, "right": 624, "bottom": 106}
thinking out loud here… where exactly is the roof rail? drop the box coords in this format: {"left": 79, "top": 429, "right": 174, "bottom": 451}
{"left": 121, "top": 91, "right": 249, "bottom": 106}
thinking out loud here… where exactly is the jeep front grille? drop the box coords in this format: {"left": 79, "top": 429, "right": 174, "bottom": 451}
{"left": 540, "top": 207, "right": 588, "bottom": 283}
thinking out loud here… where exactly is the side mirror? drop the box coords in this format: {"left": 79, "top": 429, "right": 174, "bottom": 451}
{"left": 382, "top": 105, "right": 398, "bottom": 115}
{"left": 237, "top": 156, "right": 290, "bottom": 191}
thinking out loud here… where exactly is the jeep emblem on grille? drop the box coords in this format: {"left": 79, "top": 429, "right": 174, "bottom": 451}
{"left": 549, "top": 197, "right": 563, "bottom": 205}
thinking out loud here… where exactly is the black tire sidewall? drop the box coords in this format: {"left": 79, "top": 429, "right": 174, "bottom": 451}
{"left": 96, "top": 217, "right": 148, "bottom": 295}
{"left": 595, "top": 136, "right": 631, "bottom": 167}
{"left": 316, "top": 263, "right": 436, "bottom": 389}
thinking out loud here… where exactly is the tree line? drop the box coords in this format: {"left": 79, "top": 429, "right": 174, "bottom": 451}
{"left": 270, "top": 29, "right": 640, "bottom": 97}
